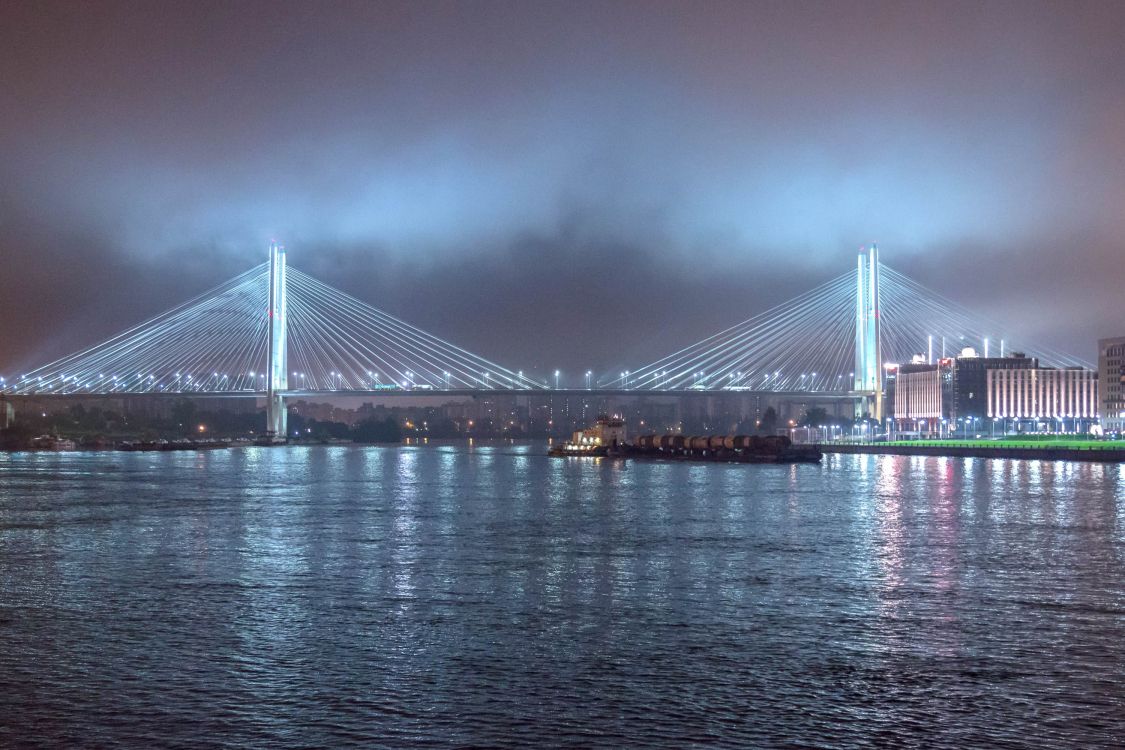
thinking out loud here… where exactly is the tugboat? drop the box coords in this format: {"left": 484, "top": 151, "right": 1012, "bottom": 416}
{"left": 549, "top": 415, "right": 627, "bottom": 457}
{"left": 29, "top": 435, "right": 78, "bottom": 451}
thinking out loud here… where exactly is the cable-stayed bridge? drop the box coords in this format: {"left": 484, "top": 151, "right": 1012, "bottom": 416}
{"left": 604, "top": 247, "right": 1087, "bottom": 392}
{"left": 1, "top": 243, "right": 1090, "bottom": 439}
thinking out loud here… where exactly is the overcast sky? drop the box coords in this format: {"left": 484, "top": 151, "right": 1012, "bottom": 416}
{"left": 2, "top": 0, "right": 1123, "bottom": 377}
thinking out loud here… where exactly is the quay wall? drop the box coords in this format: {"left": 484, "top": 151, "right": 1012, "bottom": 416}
{"left": 821, "top": 443, "right": 1125, "bottom": 463}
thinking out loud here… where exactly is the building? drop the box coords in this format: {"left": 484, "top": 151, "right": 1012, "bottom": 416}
{"left": 1099, "top": 336, "right": 1125, "bottom": 433}
{"left": 886, "top": 349, "right": 1098, "bottom": 434}
{"left": 886, "top": 356, "right": 953, "bottom": 434}
{"left": 949, "top": 350, "right": 1038, "bottom": 421}
{"left": 986, "top": 367, "right": 1099, "bottom": 431}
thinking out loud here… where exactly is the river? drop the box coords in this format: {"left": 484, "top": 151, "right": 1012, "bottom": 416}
{"left": 1, "top": 444, "right": 1123, "bottom": 748}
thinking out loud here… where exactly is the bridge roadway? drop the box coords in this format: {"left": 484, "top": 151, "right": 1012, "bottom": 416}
{"left": 4, "top": 388, "right": 873, "bottom": 401}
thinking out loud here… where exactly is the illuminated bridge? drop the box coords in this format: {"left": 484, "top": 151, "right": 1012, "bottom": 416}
{"left": 0, "top": 243, "right": 1089, "bottom": 440}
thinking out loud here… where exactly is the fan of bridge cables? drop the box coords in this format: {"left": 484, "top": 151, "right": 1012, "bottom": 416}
{"left": 284, "top": 268, "right": 542, "bottom": 391}
{"left": 877, "top": 265, "right": 1088, "bottom": 371}
{"left": 2, "top": 264, "right": 542, "bottom": 395}
{"left": 608, "top": 263, "right": 1091, "bottom": 392}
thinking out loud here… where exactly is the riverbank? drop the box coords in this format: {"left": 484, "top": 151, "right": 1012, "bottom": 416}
{"left": 822, "top": 441, "right": 1125, "bottom": 462}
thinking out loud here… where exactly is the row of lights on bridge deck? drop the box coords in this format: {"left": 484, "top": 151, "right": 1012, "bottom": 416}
{"left": 541, "top": 368, "right": 853, "bottom": 390}
{"left": 2, "top": 367, "right": 864, "bottom": 393}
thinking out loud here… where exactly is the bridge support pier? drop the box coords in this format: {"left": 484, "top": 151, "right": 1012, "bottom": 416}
{"left": 265, "top": 241, "right": 289, "bottom": 442}
{"left": 0, "top": 397, "right": 14, "bottom": 430}
{"left": 267, "top": 392, "right": 287, "bottom": 440}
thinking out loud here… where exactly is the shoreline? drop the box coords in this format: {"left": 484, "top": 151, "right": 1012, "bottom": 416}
{"left": 821, "top": 443, "right": 1125, "bottom": 462}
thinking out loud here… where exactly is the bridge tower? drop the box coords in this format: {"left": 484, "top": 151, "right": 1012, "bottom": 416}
{"left": 853, "top": 244, "right": 883, "bottom": 420}
{"left": 265, "top": 241, "right": 288, "bottom": 440}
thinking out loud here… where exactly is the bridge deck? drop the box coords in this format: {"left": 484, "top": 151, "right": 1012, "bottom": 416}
{"left": 3, "top": 388, "right": 873, "bottom": 400}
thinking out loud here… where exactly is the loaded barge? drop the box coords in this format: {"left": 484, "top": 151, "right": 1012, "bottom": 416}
{"left": 118, "top": 439, "right": 233, "bottom": 452}
{"left": 550, "top": 416, "right": 821, "bottom": 463}
{"left": 629, "top": 433, "right": 821, "bottom": 463}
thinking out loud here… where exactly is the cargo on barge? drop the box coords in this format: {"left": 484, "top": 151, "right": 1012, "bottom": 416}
{"left": 118, "top": 439, "right": 233, "bottom": 452}
{"left": 627, "top": 433, "right": 821, "bottom": 463}
{"left": 550, "top": 417, "right": 822, "bottom": 463}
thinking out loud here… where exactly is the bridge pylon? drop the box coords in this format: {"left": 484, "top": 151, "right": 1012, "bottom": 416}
{"left": 853, "top": 244, "right": 883, "bottom": 420}
{"left": 265, "top": 241, "right": 288, "bottom": 440}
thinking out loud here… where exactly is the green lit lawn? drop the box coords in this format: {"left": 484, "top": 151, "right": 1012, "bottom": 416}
{"left": 882, "top": 438, "right": 1125, "bottom": 450}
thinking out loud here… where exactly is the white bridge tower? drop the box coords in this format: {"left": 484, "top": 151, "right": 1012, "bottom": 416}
{"left": 853, "top": 244, "right": 883, "bottom": 420}
{"left": 265, "top": 241, "right": 288, "bottom": 440}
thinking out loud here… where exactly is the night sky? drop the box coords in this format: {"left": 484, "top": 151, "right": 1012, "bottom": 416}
{"left": 2, "top": 1, "right": 1123, "bottom": 378}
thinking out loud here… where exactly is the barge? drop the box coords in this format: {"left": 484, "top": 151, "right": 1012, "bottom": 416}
{"left": 628, "top": 433, "right": 821, "bottom": 463}
{"left": 551, "top": 417, "right": 822, "bottom": 463}
{"left": 118, "top": 439, "right": 233, "bottom": 452}
{"left": 29, "top": 435, "right": 78, "bottom": 451}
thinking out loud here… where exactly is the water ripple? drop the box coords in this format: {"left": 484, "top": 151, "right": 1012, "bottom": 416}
{"left": 1, "top": 447, "right": 1123, "bottom": 748}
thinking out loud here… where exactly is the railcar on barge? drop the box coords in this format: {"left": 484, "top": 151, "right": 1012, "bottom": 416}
{"left": 629, "top": 433, "right": 821, "bottom": 463}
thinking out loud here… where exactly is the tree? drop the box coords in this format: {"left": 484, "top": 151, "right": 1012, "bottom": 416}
{"left": 67, "top": 403, "right": 87, "bottom": 425}
{"left": 757, "top": 407, "right": 779, "bottom": 435}
{"left": 426, "top": 417, "right": 458, "bottom": 438}
{"left": 800, "top": 406, "right": 829, "bottom": 427}
{"left": 171, "top": 399, "right": 196, "bottom": 434}
{"left": 352, "top": 417, "right": 402, "bottom": 444}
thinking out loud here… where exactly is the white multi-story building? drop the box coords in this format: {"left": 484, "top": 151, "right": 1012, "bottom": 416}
{"left": 986, "top": 367, "right": 1098, "bottom": 426}
{"left": 894, "top": 366, "right": 945, "bottom": 421}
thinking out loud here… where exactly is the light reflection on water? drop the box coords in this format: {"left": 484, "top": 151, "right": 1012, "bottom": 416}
{"left": 1, "top": 445, "right": 1124, "bottom": 748}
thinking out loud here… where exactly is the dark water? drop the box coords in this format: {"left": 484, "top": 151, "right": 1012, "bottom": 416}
{"left": 1, "top": 445, "right": 1123, "bottom": 749}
